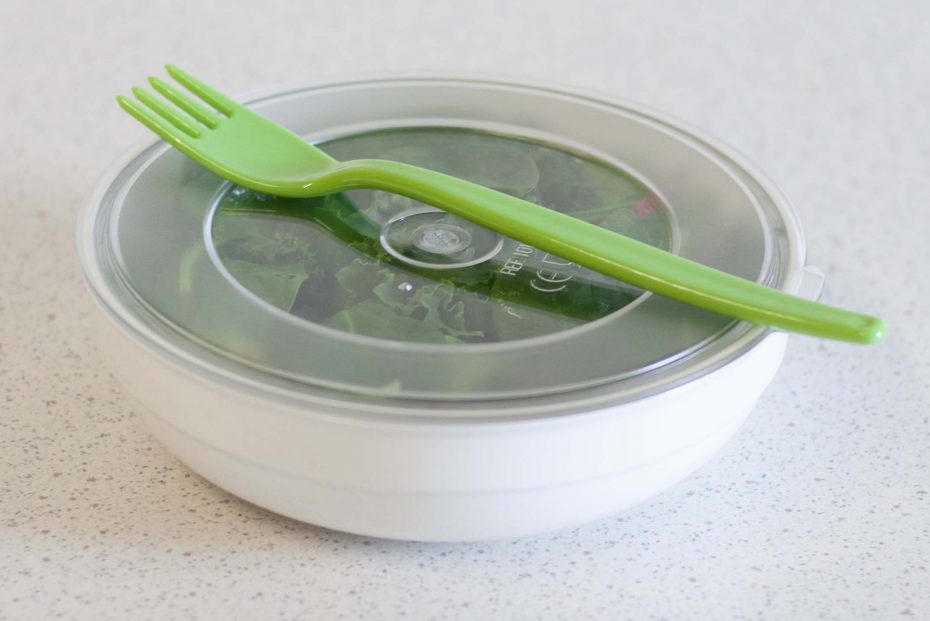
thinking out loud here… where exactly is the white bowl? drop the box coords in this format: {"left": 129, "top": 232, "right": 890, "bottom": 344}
{"left": 79, "top": 78, "right": 822, "bottom": 541}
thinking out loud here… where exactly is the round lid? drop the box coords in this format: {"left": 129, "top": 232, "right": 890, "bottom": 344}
{"left": 84, "top": 78, "right": 804, "bottom": 404}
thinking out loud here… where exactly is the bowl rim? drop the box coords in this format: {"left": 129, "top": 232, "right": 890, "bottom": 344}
{"left": 78, "top": 74, "right": 808, "bottom": 420}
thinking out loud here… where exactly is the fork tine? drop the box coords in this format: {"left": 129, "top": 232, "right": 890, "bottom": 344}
{"left": 117, "top": 95, "right": 193, "bottom": 146}
{"left": 132, "top": 87, "right": 202, "bottom": 138}
{"left": 149, "top": 77, "right": 219, "bottom": 128}
{"left": 165, "top": 65, "right": 238, "bottom": 117}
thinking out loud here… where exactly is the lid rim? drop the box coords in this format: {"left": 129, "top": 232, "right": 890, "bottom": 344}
{"left": 78, "top": 76, "right": 807, "bottom": 412}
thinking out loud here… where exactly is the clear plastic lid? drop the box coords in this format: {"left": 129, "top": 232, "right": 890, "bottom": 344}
{"left": 86, "top": 79, "right": 801, "bottom": 401}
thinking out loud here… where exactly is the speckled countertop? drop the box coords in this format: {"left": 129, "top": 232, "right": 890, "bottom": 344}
{"left": 2, "top": 1, "right": 928, "bottom": 619}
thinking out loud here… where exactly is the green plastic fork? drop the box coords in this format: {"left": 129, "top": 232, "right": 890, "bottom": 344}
{"left": 117, "top": 65, "right": 885, "bottom": 344}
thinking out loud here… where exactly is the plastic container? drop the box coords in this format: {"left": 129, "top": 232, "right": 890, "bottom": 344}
{"left": 78, "top": 78, "right": 824, "bottom": 541}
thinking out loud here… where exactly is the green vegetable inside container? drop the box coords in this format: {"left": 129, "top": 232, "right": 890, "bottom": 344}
{"left": 206, "top": 128, "right": 671, "bottom": 344}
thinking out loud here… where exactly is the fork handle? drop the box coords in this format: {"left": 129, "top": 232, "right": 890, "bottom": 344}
{"left": 330, "top": 158, "right": 885, "bottom": 344}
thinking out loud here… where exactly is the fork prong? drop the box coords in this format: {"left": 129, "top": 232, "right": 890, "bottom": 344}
{"left": 132, "top": 87, "right": 202, "bottom": 138}
{"left": 165, "top": 64, "right": 238, "bottom": 117}
{"left": 149, "top": 77, "right": 219, "bottom": 128}
{"left": 117, "top": 95, "right": 193, "bottom": 146}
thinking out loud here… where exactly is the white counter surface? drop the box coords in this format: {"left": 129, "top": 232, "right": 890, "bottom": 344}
{"left": 2, "top": 1, "right": 928, "bottom": 619}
